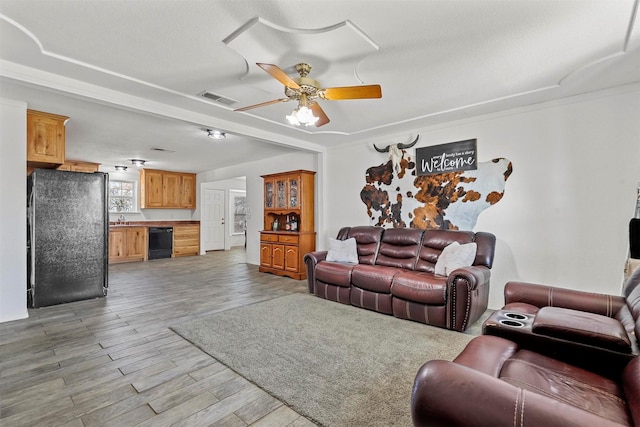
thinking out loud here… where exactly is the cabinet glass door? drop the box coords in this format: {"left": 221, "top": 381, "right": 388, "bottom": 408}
{"left": 265, "top": 181, "right": 274, "bottom": 209}
{"left": 276, "top": 179, "right": 287, "bottom": 209}
{"left": 288, "top": 178, "right": 299, "bottom": 208}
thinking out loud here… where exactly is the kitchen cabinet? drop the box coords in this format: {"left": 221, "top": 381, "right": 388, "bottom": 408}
{"left": 57, "top": 160, "right": 101, "bottom": 173}
{"left": 180, "top": 174, "right": 196, "bottom": 208}
{"left": 173, "top": 224, "right": 200, "bottom": 257}
{"left": 109, "top": 227, "right": 147, "bottom": 263}
{"left": 27, "top": 109, "right": 68, "bottom": 170}
{"left": 140, "top": 169, "right": 196, "bottom": 209}
{"left": 163, "top": 172, "right": 181, "bottom": 208}
{"left": 259, "top": 170, "right": 315, "bottom": 280}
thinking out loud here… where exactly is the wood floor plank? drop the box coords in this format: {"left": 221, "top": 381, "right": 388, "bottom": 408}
{"left": 0, "top": 248, "right": 390, "bottom": 426}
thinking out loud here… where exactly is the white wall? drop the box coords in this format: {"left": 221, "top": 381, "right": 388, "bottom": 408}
{"left": 197, "top": 152, "right": 319, "bottom": 265}
{"left": 324, "top": 86, "right": 640, "bottom": 309}
{"left": 0, "top": 98, "right": 28, "bottom": 322}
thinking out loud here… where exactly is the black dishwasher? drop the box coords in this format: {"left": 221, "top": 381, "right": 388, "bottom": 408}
{"left": 148, "top": 227, "right": 173, "bottom": 260}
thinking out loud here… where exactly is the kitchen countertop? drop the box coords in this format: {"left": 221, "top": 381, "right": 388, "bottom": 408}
{"left": 109, "top": 220, "right": 200, "bottom": 228}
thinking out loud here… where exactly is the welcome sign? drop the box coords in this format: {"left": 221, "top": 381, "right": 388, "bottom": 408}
{"left": 416, "top": 139, "right": 477, "bottom": 176}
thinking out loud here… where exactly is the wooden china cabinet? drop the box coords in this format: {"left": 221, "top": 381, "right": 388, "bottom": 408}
{"left": 260, "top": 170, "right": 315, "bottom": 280}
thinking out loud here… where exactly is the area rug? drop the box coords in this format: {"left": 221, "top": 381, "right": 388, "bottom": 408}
{"left": 171, "top": 293, "right": 474, "bottom": 426}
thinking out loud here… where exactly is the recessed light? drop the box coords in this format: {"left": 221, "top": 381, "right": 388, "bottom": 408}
{"left": 207, "top": 129, "right": 226, "bottom": 139}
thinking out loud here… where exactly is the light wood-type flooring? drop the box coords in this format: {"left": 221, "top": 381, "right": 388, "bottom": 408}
{"left": 1, "top": 248, "right": 486, "bottom": 426}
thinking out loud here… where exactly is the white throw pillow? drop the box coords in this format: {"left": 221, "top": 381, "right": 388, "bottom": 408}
{"left": 434, "top": 241, "right": 477, "bottom": 276}
{"left": 326, "top": 238, "right": 359, "bottom": 264}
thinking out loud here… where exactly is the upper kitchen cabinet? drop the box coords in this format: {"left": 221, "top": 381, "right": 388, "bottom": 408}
{"left": 140, "top": 168, "right": 196, "bottom": 209}
{"left": 27, "top": 109, "right": 69, "bottom": 169}
{"left": 180, "top": 174, "right": 196, "bottom": 208}
{"left": 57, "top": 160, "right": 101, "bottom": 173}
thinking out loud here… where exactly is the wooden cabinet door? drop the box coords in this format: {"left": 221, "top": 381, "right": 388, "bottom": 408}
{"left": 180, "top": 174, "right": 196, "bottom": 208}
{"left": 173, "top": 225, "right": 199, "bottom": 257}
{"left": 284, "top": 245, "right": 299, "bottom": 272}
{"left": 264, "top": 178, "right": 275, "bottom": 210}
{"left": 163, "top": 173, "right": 181, "bottom": 207}
{"left": 108, "top": 229, "right": 126, "bottom": 261}
{"left": 26, "top": 110, "right": 67, "bottom": 165}
{"left": 143, "top": 170, "right": 164, "bottom": 208}
{"left": 287, "top": 175, "right": 300, "bottom": 209}
{"left": 126, "top": 228, "right": 146, "bottom": 258}
{"left": 271, "top": 244, "right": 285, "bottom": 269}
{"left": 260, "top": 243, "right": 272, "bottom": 267}
{"left": 275, "top": 178, "right": 287, "bottom": 210}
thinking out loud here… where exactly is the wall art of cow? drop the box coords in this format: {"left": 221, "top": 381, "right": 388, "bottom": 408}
{"left": 360, "top": 148, "right": 513, "bottom": 230}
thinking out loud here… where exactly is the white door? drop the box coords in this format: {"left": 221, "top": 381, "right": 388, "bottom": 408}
{"left": 202, "top": 189, "right": 225, "bottom": 251}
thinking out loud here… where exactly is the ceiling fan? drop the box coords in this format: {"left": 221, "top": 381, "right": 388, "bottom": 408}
{"left": 234, "top": 63, "right": 382, "bottom": 127}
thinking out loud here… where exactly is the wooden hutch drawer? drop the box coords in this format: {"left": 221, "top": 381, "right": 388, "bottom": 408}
{"left": 278, "top": 234, "right": 299, "bottom": 244}
{"left": 261, "top": 233, "right": 278, "bottom": 242}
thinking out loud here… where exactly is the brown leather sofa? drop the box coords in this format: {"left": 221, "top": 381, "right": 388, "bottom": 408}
{"left": 483, "top": 268, "right": 640, "bottom": 377}
{"left": 411, "top": 335, "right": 640, "bottom": 427}
{"left": 303, "top": 226, "right": 496, "bottom": 332}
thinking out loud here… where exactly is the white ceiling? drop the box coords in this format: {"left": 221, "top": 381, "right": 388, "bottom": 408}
{"left": 1, "top": 0, "right": 639, "bottom": 173}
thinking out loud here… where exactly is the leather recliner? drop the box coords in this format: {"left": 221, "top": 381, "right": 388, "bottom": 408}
{"left": 411, "top": 335, "right": 640, "bottom": 427}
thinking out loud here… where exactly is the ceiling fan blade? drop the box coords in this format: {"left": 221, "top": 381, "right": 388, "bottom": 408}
{"left": 321, "top": 85, "right": 382, "bottom": 100}
{"left": 234, "top": 98, "right": 289, "bottom": 112}
{"left": 257, "top": 63, "right": 301, "bottom": 89}
{"left": 309, "top": 103, "right": 330, "bottom": 127}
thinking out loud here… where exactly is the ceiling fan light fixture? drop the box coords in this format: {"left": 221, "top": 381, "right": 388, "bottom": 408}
{"left": 207, "top": 129, "right": 226, "bottom": 139}
{"left": 131, "top": 159, "right": 146, "bottom": 167}
{"left": 286, "top": 105, "right": 318, "bottom": 127}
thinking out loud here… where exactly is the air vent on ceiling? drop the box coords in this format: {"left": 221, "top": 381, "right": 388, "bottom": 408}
{"left": 150, "top": 147, "right": 176, "bottom": 153}
{"left": 199, "top": 91, "right": 237, "bottom": 106}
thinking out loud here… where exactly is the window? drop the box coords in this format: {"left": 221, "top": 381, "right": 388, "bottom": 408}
{"left": 230, "top": 190, "right": 247, "bottom": 234}
{"left": 109, "top": 180, "right": 137, "bottom": 213}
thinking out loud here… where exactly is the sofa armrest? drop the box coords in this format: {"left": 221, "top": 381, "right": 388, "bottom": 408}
{"left": 303, "top": 251, "right": 328, "bottom": 294}
{"left": 412, "top": 359, "right": 621, "bottom": 427}
{"left": 504, "top": 281, "right": 627, "bottom": 317}
{"left": 446, "top": 266, "right": 491, "bottom": 331}
{"left": 449, "top": 265, "right": 491, "bottom": 290}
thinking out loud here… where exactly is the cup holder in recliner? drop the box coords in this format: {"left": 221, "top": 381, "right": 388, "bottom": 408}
{"left": 499, "top": 319, "right": 525, "bottom": 328}
{"left": 504, "top": 312, "right": 528, "bottom": 321}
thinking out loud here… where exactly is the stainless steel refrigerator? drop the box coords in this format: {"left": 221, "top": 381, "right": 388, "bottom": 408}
{"left": 27, "top": 168, "right": 109, "bottom": 308}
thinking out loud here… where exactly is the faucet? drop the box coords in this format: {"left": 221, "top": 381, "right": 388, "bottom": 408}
{"left": 118, "top": 214, "right": 126, "bottom": 224}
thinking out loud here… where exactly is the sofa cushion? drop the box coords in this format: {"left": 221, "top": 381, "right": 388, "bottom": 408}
{"left": 532, "top": 306, "right": 633, "bottom": 354}
{"left": 415, "top": 230, "right": 475, "bottom": 272}
{"left": 391, "top": 271, "right": 447, "bottom": 305}
{"left": 500, "top": 349, "right": 630, "bottom": 425}
{"left": 375, "top": 228, "right": 424, "bottom": 270}
{"left": 347, "top": 226, "right": 384, "bottom": 265}
{"left": 316, "top": 261, "right": 355, "bottom": 288}
{"left": 351, "top": 264, "right": 399, "bottom": 293}
{"left": 434, "top": 241, "right": 477, "bottom": 276}
{"left": 326, "top": 237, "right": 358, "bottom": 264}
